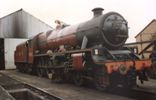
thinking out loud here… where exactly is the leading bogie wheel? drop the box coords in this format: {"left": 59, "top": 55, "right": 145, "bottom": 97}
{"left": 73, "top": 72, "right": 84, "bottom": 86}
{"left": 37, "top": 68, "right": 45, "bottom": 77}
{"left": 94, "top": 67, "right": 110, "bottom": 91}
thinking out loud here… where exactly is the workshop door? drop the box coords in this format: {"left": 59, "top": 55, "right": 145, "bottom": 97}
{"left": 0, "top": 38, "right": 5, "bottom": 70}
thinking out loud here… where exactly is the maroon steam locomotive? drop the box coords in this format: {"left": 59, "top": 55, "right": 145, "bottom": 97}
{"left": 14, "top": 8, "right": 149, "bottom": 90}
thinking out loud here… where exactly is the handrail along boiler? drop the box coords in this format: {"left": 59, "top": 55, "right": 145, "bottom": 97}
{"left": 14, "top": 8, "right": 150, "bottom": 90}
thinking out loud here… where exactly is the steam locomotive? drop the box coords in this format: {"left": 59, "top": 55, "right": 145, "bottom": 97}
{"left": 14, "top": 8, "right": 151, "bottom": 91}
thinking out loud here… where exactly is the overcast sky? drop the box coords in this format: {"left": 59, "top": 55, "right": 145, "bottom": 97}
{"left": 0, "top": 0, "right": 156, "bottom": 42}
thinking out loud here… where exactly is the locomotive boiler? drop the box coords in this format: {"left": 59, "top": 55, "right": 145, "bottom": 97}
{"left": 35, "top": 8, "right": 128, "bottom": 53}
{"left": 15, "top": 8, "right": 145, "bottom": 91}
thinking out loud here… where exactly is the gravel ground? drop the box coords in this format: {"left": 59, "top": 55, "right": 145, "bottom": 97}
{"left": 0, "top": 70, "right": 135, "bottom": 100}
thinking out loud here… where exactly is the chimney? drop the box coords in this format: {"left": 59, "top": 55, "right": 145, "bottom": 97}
{"left": 92, "top": 7, "right": 104, "bottom": 17}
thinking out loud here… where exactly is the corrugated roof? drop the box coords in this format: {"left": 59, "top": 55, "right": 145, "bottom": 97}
{"left": 21, "top": 9, "right": 53, "bottom": 29}
{"left": 0, "top": 9, "right": 23, "bottom": 20}
{"left": 0, "top": 8, "right": 53, "bottom": 29}
{"left": 135, "top": 19, "right": 156, "bottom": 38}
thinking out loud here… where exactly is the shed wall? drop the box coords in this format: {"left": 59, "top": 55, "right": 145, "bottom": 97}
{"left": 4, "top": 38, "right": 27, "bottom": 69}
{"left": 0, "top": 9, "right": 53, "bottom": 38}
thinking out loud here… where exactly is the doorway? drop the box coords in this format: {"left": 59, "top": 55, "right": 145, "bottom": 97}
{"left": 0, "top": 38, "right": 5, "bottom": 70}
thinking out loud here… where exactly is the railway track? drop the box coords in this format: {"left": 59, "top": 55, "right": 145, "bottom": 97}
{"left": 107, "top": 86, "right": 156, "bottom": 100}
{"left": 0, "top": 73, "right": 62, "bottom": 100}
{"left": 132, "top": 86, "right": 156, "bottom": 100}
{"left": 1, "top": 70, "right": 156, "bottom": 100}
